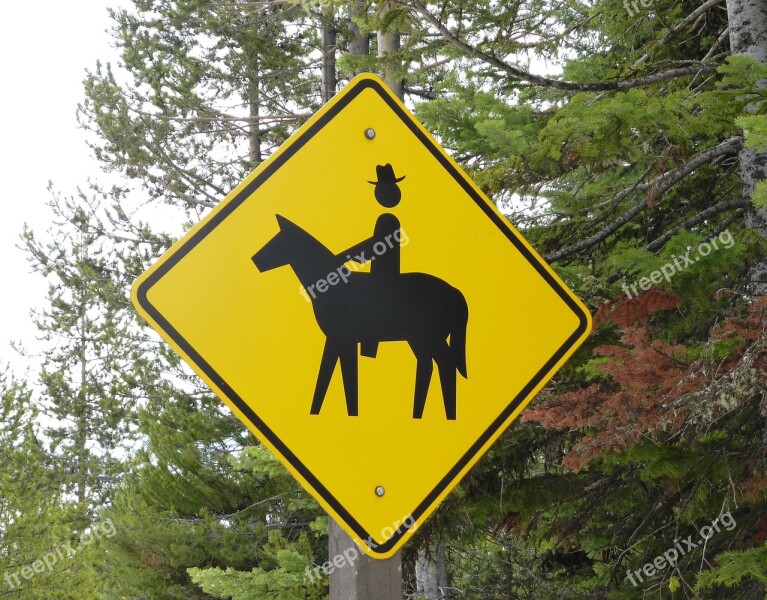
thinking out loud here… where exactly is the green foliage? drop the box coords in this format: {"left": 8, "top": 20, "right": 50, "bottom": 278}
{"left": 0, "top": 185, "right": 156, "bottom": 597}
{"left": 187, "top": 537, "right": 325, "bottom": 600}
{"left": 668, "top": 576, "right": 681, "bottom": 593}
{"left": 739, "top": 113, "right": 767, "bottom": 209}
{"left": 96, "top": 384, "right": 327, "bottom": 598}
{"left": 695, "top": 543, "right": 767, "bottom": 592}
{"left": 738, "top": 115, "right": 767, "bottom": 151}
{"left": 753, "top": 179, "right": 767, "bottom": 209}
{"left": 22, "top": 189, "right": 143, "bottom": 513}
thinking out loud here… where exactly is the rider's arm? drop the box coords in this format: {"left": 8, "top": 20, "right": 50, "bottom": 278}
{"left": 338, "top": 214, "right": 401, "bottom": 265}
{"left": 339, "top": 236, "right": 377, "bottom": 264}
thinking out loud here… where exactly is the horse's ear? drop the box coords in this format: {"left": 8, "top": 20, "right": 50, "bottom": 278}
{"left": 276, "top": 214, "right": 291, "bottom": 230}
{"left": 275, "top": 214, "right": 307, "bottom": 237}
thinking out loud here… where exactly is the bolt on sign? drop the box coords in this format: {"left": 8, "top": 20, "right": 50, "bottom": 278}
{"left": 132, "top": 73, "right": 592, "bottom": 559}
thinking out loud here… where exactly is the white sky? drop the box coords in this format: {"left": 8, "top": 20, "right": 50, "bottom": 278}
{"left": 0, "top": 1, "right": 122, "bottom": 374}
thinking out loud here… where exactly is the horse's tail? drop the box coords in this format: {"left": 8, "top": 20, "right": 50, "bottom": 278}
{"left": 451, "top": 294, "right": 468, "bottom": 378}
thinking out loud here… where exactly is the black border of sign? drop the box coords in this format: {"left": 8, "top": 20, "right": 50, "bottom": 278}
{"left": 135, "top": 77, "right": 591, "bottom": 556}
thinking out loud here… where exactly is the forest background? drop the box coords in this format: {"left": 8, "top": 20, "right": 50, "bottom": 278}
{"left": 1, "top": 0, "right": 767, "bottom": 598}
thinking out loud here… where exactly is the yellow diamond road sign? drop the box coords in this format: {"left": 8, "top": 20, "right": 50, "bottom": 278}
{"left": 132, "top": 73, "right": 591, "bottom": 559}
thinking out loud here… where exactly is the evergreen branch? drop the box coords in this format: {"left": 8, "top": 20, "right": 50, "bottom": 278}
{"left": 404, "top": 86, "right": 440, "bottom": 99}
{"left": 154, "top": 495, "right": 286, "bottom": 523}
{"left": 410, "top": 57, "right": 453, "bottom": 75}
{"left": 646, "top": 197, "right": 748, "bottom": 252}
{"left": 406, "top": 0, "right": 720, "bottom": 92}
{"left": 208, "top": 1, "right": 294, "bottom": 9}
{"left": 584, "top": 164, "right": 656, "bottom": 214}
{"left": 265, "top": 520, "right": 314, "bottom": 529}
{"left": 222, "top": 495, "right": 286, "bottom": 519}
{"left": 142, "top": 120, "right": 224, "bottom": 206}
{"left": 632, "top": 0, "right": 725, "bottom": 68}
{"left": 669, "top": 335, "right": 766, "bottom": 435}
{"left": 707, "top": 211, "right": 744, "bottom": 241}
{"left": 479, "top": 533, "right": 609, "bottom": 600}
{"left": 515, "top": 13, "right": 602, "bottom": 52}
{"left": 703, "top": 27, "right": 730, "bottom": 62}
{"left": 545, "top": 137, "right": 743, "bottom": 262}
{"left": 137, "top": 111, "right": 309, "bottom": 123}
{"left": 491, "top": 5, "right": 601, "bottom": 52}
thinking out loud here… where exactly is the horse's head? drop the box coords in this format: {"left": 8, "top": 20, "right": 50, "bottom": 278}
{"left": 251, "top": 215, "right": 301, "bottom": 272}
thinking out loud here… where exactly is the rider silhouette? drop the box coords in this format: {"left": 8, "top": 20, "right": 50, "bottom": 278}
{"left": 341, "top": 164, "right": 405, "bottom": 358}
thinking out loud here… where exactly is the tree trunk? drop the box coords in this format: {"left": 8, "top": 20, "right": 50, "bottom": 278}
{"left": 415, "top": 545, "right": 448, "bottom": 600}
{"left": 322, "top": 10, "right": 338, "bottom": 104}
{"left": 348, "top": 0, "right": 370, "bottom": 60}
{"left": 377, "top": 3, "right": 404, "bottom": 100}
{"left": 726, "top": 0, "right": 767, "bottom": 293}
{"left": 248, "top": 76, "right": 262, "bottom": 168}
{"left": 77, "top": 289, "right": 89, "bottom": 506}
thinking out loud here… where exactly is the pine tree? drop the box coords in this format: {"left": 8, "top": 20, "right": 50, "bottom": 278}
{"left": 79, "top": 0, "right": 320, "bottom": 210}
{"left": 1, "top": 187, "right": 149, "bottom": 597}
{"left": 22, "top": 188, "right": 142, "bottom": 518}
{"left": 99, "top": 387, "right": 328, "bottom": 598}
{"left": 0, "top": 371, "right": 104, "bottom": 599}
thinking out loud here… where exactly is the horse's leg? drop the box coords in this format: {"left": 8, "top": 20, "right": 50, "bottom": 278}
{"left": 361, "top": 340, "right": 379, "bottom": 358}
{"left": 409, "top": 343, "right": 434, "bottom": 419}
{"left": 338, "top": 343, "right": 359, "bottom": 416}
{"left": 311, "top": 339, "right": 339, "bottom": 415}
{"left": 434, "top": 341, "right": 457, "bottom": 420}
{"left": 413, "top": 358, "right": 434, "bottom": 419}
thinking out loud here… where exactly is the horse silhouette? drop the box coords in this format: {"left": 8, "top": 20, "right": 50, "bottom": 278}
{"left": 252, "top": 215, "right": 468, "bottom": 420}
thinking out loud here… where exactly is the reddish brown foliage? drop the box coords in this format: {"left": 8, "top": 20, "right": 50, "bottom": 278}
{"left": 740, "top": 474, "right": 767, "bottom": 504}
{"left": 492, "top": 512, "right": 522, "bottom": 536}
{"left": 593, "top": 288, "right": 682, "bottom": 328}
{"left": 749, "top": 514, "right": 767, "bottom": 544}
{"left": 523, "top": 294, "right": 767, "bottom": 471}
{"left": 522, "top": 326, "right": 694, "bottom": 470}
{"left": 709, "top": 295, "right": 767, "bottom": 345}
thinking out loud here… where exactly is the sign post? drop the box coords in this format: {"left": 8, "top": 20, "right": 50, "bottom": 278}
{"left": 132, "top": 73, "right": 591, "bottom": 581}
{"left": 329, "top": 521, "right": 402, "bottom": 599}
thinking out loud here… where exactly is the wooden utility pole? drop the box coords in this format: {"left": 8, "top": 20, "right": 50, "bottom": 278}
{"left": 329, "top": 521, "right": 403, "bottom": 600}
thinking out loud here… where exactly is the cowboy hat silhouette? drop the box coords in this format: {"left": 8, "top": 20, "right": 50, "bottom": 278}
{"left": 368, "top": 164, "right": 406, "bottom": 208}
{"left": 368, "top": 164, "right": 406, "bottom": 185}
